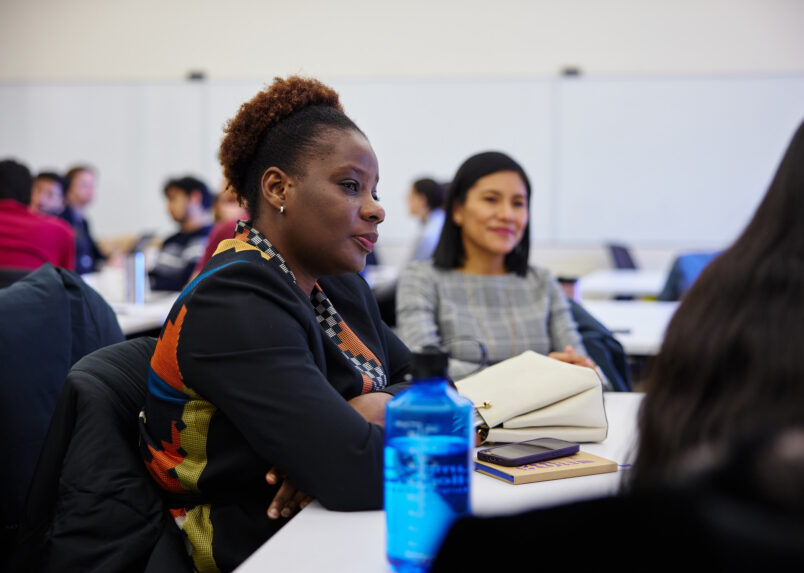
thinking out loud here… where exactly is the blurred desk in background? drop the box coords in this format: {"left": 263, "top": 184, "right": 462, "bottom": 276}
{"left": 109, "top": 295, "right": 176, "bottom": 337}
{"left": 579, "top": 269, "right": 666, "bottom": 299}
{"left": 82, "top": 269, "right": 177, "bottom": 337}
{"left": 582, "top": 300, "right": 678, "bottom": 356}
{"left": 363, "top": 264, "right": 399, "bottom": 293}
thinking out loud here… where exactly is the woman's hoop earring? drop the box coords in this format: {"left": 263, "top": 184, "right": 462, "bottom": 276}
{"left": 279, "top": 205, "right": 285, "bottom": 215}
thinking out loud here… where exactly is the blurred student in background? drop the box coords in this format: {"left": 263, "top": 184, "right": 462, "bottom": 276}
{"left": 407, "top": 177, "right": 446, "bottom": 261}
{"left": 0, "top": 159, "right": 75, "bottom": 272}
{"left": 29, "top": 171, "right": 65, "bottom": 215}
{"left": 192, "top": 179, "right": 250, "bottom": 276}
{"left": 60, "top": 165, "right": 105, "bottom": 274}
{"left": 213, "top": 179, "right": 249, "bottom": 222}
{"left": 149, "top": 175, "right": 213, "bottom": 291}
{"left": 368, "top": 178, "right": 447, "bottom": 327}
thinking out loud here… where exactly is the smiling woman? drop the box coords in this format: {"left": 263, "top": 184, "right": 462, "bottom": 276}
{"left": 138, "top": 76, "right": 410, "bottom": 572}
{"left": 451, "top": 170, "right": 529, "bottom": 274}
{"left": 396, "top": 151, "right": 590, "bottom": 380}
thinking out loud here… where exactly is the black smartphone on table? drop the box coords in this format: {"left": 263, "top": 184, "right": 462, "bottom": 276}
{"left": 477, "top": 437, "right": 580, "bottom": 467}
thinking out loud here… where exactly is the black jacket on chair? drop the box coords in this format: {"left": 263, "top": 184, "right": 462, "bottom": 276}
{"left": 1, "top": 263, "right": 123, "bottom": 538}
{"left": 569, "top": 300, "right": 631, "bottom": 391}
{"left": 11, "top": 338, "right": 190, "bottom": 573}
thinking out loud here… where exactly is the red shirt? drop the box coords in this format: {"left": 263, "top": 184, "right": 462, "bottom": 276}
{"left": 0, "top": 199, "right": 76, "bottom": 270}
{"left": 192, "top": 219, "right": 239, "bottom": 275}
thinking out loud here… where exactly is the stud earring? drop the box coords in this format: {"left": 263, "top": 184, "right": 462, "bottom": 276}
{"left": 279, "top": 205, "right": 285, "bottom": 215}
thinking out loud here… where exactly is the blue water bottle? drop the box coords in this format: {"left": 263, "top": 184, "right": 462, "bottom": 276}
{"left": 385, "top": 346, "right": 473, "bottom": 572}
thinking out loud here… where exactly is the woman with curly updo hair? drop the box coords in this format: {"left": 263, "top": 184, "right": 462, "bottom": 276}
{"left": 139, "top": 76, "right": 411, "bottom": 572}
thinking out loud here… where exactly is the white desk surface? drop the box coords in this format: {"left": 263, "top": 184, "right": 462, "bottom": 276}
{"left": 363, "top": 264, "right": 399, "bottom": 290}
{"left": 109, "top": 294, "right": 177, "bottom": 336}
{"left": 581, "top": 299, "right": 678, "bottom": 356}
{"left": 236, "top": 392, "right": 644, "bottom": 573}
{"left": 81, "top": 269, "right": 178, "bottom": 336}
{"left": 579, "top": 268, "right": 667, "bottom": 299}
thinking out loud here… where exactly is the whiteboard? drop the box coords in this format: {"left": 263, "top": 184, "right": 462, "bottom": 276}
{"left": 1, "top": 76, "right": 802, "bottom": 248}
{"left": 554, "top": 76, "right": 804, "bottom": 246}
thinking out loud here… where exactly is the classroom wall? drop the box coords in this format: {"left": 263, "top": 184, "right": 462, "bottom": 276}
{"left": 3, "top": 77, "right": 801, "bottom": 248}
{"left": 2, "top": 0, "right": 803, "bottom": 80}
{"left": 2, "top": 0, "right": 804, "bottom": 275}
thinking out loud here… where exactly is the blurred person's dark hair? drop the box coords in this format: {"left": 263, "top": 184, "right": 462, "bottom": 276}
{"left": 630, "top": 120, "right": 804, "bottom": 488}
{"left": 35, "top": 171, "right": 65, "bottom": 189}
{"left": 163, "top": 175, "right": 213, "bottom": 209}
{"left": 64, "top": 165, "right": 94, "bottom": 189}
{"left": 412, "top": 178, "right": 446, "bottom": 211}
{"left": 0, "top": 159, "right": 33, "bottom": 204}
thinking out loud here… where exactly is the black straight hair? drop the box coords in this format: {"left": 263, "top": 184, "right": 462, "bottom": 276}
{"left": 412, "top": 178, "right": 446, "bottom": 211}
{"left": 629, "top": 120, "right": 804, "bottom": 488}
{"left": 432, "top": 151, "right": 532, "bottom": 276}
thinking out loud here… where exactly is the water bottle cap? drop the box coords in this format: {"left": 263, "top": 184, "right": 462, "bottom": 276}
{"left": 411, "top": 346, "right": 449, "bottom": 379}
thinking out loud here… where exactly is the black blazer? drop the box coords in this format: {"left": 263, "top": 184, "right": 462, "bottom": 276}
{"left": 139, "top": 241, "right": 411, "bottom": 570}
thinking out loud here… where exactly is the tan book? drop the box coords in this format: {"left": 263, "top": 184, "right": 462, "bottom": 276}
{"left": 474, "top": 451, "right": 618, "bottom": 485}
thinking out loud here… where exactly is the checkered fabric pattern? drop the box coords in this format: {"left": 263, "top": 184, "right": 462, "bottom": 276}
{"left": 235, "top": 220, "right": 295, "bottom": 280}
{"left": 312, "top": 288, "right": 387, "bottom": 393}
{"left": 235, "top": 221, "right": 387, "bottom": 393}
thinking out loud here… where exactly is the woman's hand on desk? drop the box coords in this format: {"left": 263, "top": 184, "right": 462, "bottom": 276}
{"left": 348, "top": 392, "right": 392, "bottom": 427}
{"left": 263, "top": 392, "right": 392, "bottom": 519}
{"left": 548, "top": 346, "right": 596, "bottom": 369}
{"left": 265, "top": 467, "right": 313, "bottom": 520}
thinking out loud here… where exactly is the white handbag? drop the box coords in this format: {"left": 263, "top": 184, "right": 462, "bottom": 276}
{"left": 455, "top": 350, "right": 608, "bottom": 443}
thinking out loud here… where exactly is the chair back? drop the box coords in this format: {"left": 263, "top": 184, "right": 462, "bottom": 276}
{"left": 658, "top": 251, "right": 720, "bottom": 301}
{"left": 12, "top": 337, "right": 190, "bottom": 573}
{"left": 570, "top": 300, "right": 631, "bottom": 391}
{"left": 1, "top": 263, "right": 123, "bottom": 540}
{"left": 607, "top": 243, "right": 637, "bottom": 270}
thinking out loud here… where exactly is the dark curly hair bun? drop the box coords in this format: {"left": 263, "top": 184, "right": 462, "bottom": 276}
{"left": 219, "top": 76, "right": 359, "bottom": 219}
